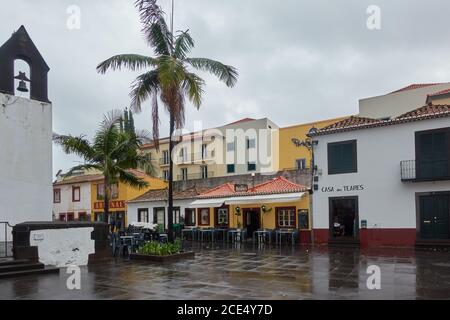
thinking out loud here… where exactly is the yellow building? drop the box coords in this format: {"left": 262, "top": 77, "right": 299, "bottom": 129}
{"left": 278, "top": 117, "right": 348, "bottom": 171}
{"left": 90, "top": 169, "right": 167, "bottom": 228}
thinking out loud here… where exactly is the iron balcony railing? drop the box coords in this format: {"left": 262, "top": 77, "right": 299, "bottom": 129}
{"left": 401, "top": 159, "right": 450, "bottom": 181}
{"left": 177, "top": 172, "right": 215, "bottom": 181}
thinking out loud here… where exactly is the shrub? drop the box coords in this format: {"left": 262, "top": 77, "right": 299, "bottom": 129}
{"left": 138, "top": 239, "right": 182, "bottom": 256}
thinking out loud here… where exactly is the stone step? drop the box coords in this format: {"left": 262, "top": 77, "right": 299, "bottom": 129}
{"left": 0, "top": 262, "right": 44, "bottom": 273}
{"left": 0, "top": 259, "right": 32, "bottom": 267}
{"left": 0, "top": 266, "right": 60, "bottom": 279}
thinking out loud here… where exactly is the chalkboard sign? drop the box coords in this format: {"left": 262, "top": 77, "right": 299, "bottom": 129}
{"left": 298, "top": 209, "right": 309, "bottom": 230}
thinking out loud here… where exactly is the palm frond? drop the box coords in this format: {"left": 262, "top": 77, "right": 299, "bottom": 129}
{"left": 65, "top": 164, "right": 102, "bottom": 176}
{"left": 130, "top": 70, "right": 160, "bottom": 114}
{"left": 53, "top": 134, "right": 96, "bottom": 161}
{"left": 94, "top": 111, "right": 122, "bottom": 156}
{"left": 186, "top": 58, "right": 238, "bottom": 88}
{"left": 182, "top": 72, "right": 205, "bottom": 108}
{"left": 117, "top": 168, "right": 149, "bottom": 189}
{"left": 134, "top": 0, "right": 173, "bottom": 55}
{"left": 96, "top": 54, "right": 156, "bottom": 74}
{"left": 174, "top": 30, "right": 194, "bottom": 60}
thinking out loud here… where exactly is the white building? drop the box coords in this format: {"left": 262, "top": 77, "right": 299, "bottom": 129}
{"left": 310, "top": 105, "right": 450, "bottom": 247}
{"left": 0, "top": 26, "right": 53, "bottom": 241}
{"left": 127, "top": 187, "right": 207, "bottom": 231}
{"left": 52, "top": 171, "right": 100, "bottom": 222}
{"left": 359, "top": 83, "right": 450, "bottom": 119}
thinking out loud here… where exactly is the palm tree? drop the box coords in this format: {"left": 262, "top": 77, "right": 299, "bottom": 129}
{"left": 53, "top": 111, "right": 154, "bottom": 223}
{"left": 97, "top": 0, "right": 238, "bottom": 241}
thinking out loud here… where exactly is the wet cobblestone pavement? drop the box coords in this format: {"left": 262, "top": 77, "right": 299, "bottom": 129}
{"left": 1, "top": 243, "right": 450, "bottom": 300}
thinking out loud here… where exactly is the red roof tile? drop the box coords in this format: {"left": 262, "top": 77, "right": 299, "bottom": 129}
{"left": 390, "top": 83, "right": 443, "bottom": 94}
{"left": 198, "top": 177, "right": 308, "bottom": 199}
{"left": 311, "top": 105, "right": 450, "bottom": 136}
{"left": 130, "top": 186, "right": 209, "bottom": 202}
{"left": 427, "top": 88, "right": 450, "bottom": 98}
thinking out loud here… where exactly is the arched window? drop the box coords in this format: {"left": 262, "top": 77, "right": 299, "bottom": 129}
{"left": 14, "top": 59, "right": 31, "bottom": 99}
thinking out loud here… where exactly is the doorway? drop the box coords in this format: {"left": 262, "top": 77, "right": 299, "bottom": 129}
{"left": 419, "top": 193, "right": 450, "bottom": 240}
{"left": 329, "top": 197, "right": 359, "bottom": 240}
{"left": 243, "top": 208, "right": 261, "bottom": 239}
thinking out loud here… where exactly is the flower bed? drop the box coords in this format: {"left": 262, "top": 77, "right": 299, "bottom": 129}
{"left": 129, "top": 240, "right": 194, "bottom": 263}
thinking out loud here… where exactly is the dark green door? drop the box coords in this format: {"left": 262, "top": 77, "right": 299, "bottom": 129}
{"left": 416, "top": 130, "right": 449, "bottom": 179}
{"left": 420, "top": 194, "right": 450, "bottom": 240}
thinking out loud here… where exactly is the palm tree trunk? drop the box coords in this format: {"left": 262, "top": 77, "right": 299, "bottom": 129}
{"left": 103, "top": 177, "right": 110, "bottom": 227}
{"left": 167, "top": 114, "right": 175, "bottom": 242}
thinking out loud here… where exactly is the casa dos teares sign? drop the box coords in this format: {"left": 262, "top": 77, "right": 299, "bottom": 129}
{"left": 94, "top": 200, "right": 126, "bottom": 210}
{"left": 321, "top": 185, "right": 364, "bottom": 193}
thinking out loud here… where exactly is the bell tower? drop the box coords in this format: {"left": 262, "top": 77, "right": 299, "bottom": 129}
{"left": 0, "top": 25, "right": 50, "bottom": 102}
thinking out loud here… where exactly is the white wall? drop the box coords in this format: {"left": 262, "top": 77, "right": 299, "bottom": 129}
{"left": 0, "top": 93, "right": 52, "bottom": 240}
{"left": 359, "top": 83, "right": 450, "bottom": 119}
{"left": 312, "top": 117, "right": 450, "bottom": 230}
{"left": 52, "top": 182, "right": 92, "bottom": 220}
{"left": 127, "top": 199, "right": 195, "bottom": 228}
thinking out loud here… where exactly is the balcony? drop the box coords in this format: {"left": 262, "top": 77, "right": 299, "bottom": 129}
{"left": 401, "top": 160, "right": 450, "bottom": 182}
{"left": 159, "top": 158, "right": 170, "bottom": 166}
{"left": 177, "top": 172, "right": 215, "bottom": 181}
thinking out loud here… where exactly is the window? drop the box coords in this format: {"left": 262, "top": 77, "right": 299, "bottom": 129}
{"left": 163, "top": 170, "right": 169, "bottom": 181}
{"left": 415, "top": 128, "right": 450, "bottom": 179}
{"left": 296, "top": 158, "right": 307, "bottom": 171}
{"left": 198, "top": 208, "right": 210, "bottom": 226}
{"left": 227, "top": 141, "right": 235, "bottom": 152}
{"left": 59, "top": 213, "right": 66, "bottom": 222}
{"left": 153, "top": 208, "right": 165, "bottom": 231}
{"left": 201, "top": 165, "right": 208, "bottom": 179}
{"left": 53, "top": 189, "right": 61, "bottom": 203}
{"left": 95, "top": 213, "right": 104, "bottom": 222}
{"left": 97, "top": 183, "right": 105, "bottom": 200}
{"left": 162, "top": 150, "right": 169, "bottom": 164}
{"left": 111, "top": 183, "right": 119, "bottom": 199}
{"left": 138, "top": 209, "right": 149, "bottom": 223}
{"left": 173, "top": 207, "right": 181, "bottom": 224}
{"left": 78, "top": 212, "right": 87, "bottom": 221}
{"left": 328, "top": 140, "right": 357, "bottom": 174}
{"left": 181, "top": 168, "right": 188, "bottom": 181}
{"left": 247, "top": 138, "right": 256, "bottom": 149}
{"left": 227, "top": 164, "right": 235, "bottom": 174}
{"left": 298, "top": 209, "right": 309, "bottom": 229}
{"left": 215, "top": 207, "right": 229, "bottom": 227}
{"left": 185, "top": 209, "right": 196, "bottom": 226}
{"left": 276, "top": 207, "right": 296, "bottom": 228}
{"left": 201, "top": 144, "right": 208, "bottom": 159}
{"left": 72, "top": 186, "right": 81, "bottom": 202}
{"left": 247, "top": 162, "right": 256, "bottom": 172}
{"left": 180, "top": 147, "right": 188, "bottom": 162}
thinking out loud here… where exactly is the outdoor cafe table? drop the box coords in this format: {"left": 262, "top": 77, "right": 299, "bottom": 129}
{"left": 198, "top": 228, "right": 216, "bottom": 242}
{"left": 275, "top": 229, "right": 297, "bottom": 245}
{"left": 253, "top": 229, "right": 272, "bottom": 244}
{"left": 119, "top": 235, "right": 135, "bottom": 256}
{"left": 181, "top": 228, "right": 198, "bottom": 241}
{"left": 227, "top": 229, "right": 247, "bottom": 243}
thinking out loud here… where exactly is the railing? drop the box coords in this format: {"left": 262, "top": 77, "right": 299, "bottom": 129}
{"left": 159, "top": 157, "right": 170, "bottom": 165}
{"left": 177, "top": 172, "right": 215, "bottom": 181}
{"left": 0, "top": 222, "right": 13, "bottom": 258}
{"left": 401, "top": 159, "right": 450, "bottom": 181}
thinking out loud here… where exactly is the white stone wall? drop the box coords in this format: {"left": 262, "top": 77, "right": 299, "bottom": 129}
{"left": 0, "top": 93, "right": 52, "bottom": 240}
{"left": 312, "top": 117, "right": 450, "bottom": 230}
{"left": 30, "top": 228, "right": 95, "bottom": 267}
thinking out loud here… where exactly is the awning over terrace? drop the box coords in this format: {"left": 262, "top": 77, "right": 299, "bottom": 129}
{"left": 224, "top": 192, "right": 306, "bottom": 205}
{"left": 189, "top": 198, "right": 226, "bottom": 208}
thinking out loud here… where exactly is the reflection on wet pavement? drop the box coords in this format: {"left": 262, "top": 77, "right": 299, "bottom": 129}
{"left": 1, "top": 243, "right": 449, "bottom": 300}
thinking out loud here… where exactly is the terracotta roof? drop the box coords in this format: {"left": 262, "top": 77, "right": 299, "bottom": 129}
{"left": 53, "top": 169, "right": 152, "bottom": 186}
{"left": 250, "top": 176, "right": 307, "bottom": 194}
{"left": 317, "top": 116, "right": 382, "bottom": 133}
{"left": 198, "top": 183, "right": 237, "bottom": 198}
{"left": 198, "top": 177, "right": 308, "bottom": 199}
{"left": 53, "top": 174, "right": 104, "bottom": 186}
{"left": 311, "top": 105, "right": 450, "bottom": 136}
{"left": 226, "top": 118, "right": 255, "bottom": 125}
{"left": 129, "top": 186, "right": 209, "bottom": 203}
{"left": 427, "top": 88, "right": 450, "bottom": 99}
{"left": 390, "top": 83, "right": 443, "bottom": 94}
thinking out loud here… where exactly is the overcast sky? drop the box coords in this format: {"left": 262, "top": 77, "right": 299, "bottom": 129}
{"left": 2, "top": 0, "right": 450, "bottom": 176}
